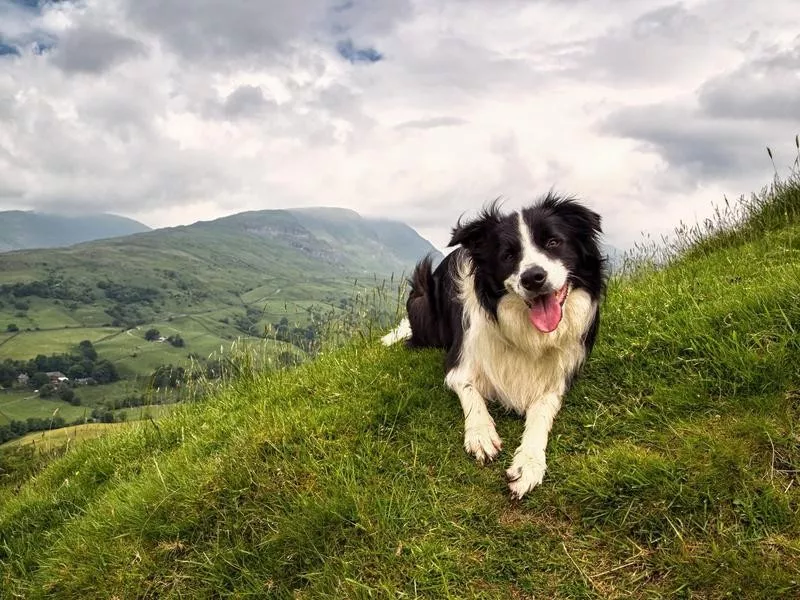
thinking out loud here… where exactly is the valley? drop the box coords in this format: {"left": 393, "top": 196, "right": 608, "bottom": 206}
{"left": 0, "top": 207, "right": 440, "bottom": 442}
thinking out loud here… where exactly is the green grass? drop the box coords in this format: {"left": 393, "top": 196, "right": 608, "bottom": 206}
{"left": 0, "top": 390, "right": 90, "bottom": 426}
{"left": 0, "top": 327, "right": 120, "bottom": 359}
{"left": 2, "top": 422, "right": 131, "bottom": 452}
{"left": 1, "top": 176, "right": 799, "bottom": 598}
{"left": 0, "top": 378, "right": 170, "bottom": 430}
{"left": 113, "top": 402, "right": 177, "bottom": 423}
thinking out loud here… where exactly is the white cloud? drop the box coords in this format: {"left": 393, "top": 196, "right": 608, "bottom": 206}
{"left": 0, "top": 0, "right": 798, "bottom": 252}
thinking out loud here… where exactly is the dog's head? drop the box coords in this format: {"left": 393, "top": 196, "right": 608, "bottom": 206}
{"left": 448, "top": 193, "right": 604, "bottom": 332}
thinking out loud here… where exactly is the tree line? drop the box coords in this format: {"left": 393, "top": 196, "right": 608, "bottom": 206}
{"left": 0, "top": 340, "right": 119, "bottom": 389}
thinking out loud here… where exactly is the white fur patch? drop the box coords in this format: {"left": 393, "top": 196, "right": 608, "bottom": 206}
{"left": 450, "top": 252, "right": 596, "bottom": 497}
{"left": 505, "top": 392, "right": 562, "bottom": 499}
{"left": 381, "top": 317, "right": 412, "bottom": 346}
{"left": 445, "top": 363, "right": 503, "bottom": 463}
{"left": 504, "top": 213, "right": 569, "bottom": 298}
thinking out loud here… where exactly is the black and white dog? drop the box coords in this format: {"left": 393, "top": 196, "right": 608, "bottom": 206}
{"left": 382, "top": 193, "right": 606, "bottom": 499}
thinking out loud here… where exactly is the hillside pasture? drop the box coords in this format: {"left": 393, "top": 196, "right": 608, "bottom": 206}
{"left": 0, "top": 327, "right": 120, "bottom": 360}
{"left": 3, "top": 422, "right": 132, "bottom": 452}
{"left": 0, "top": 390, "right": 89, "bottom": 425}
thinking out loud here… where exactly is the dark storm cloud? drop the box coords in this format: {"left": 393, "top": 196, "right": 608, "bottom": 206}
{"left": 602, "top": 106, "right": 761, "bottom": 178}
{"left": 123, "top": 0, "right": 409, "bottom": 67}
{"left": 601, "top": 38, "right": 800, "bottom": 182}
{"left": 125, "top": 0, "right": 322, "bottom": 63}
{"left": 697, "top": 40, "right": 800, "bottom": 121}
{"left": 49, "top": 25, "right": 146, "bottom": 73}
{"left": 221, "top": 85, "right": 271, "bottom": 119}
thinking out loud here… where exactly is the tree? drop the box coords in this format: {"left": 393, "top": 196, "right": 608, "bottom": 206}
{"left": 58, "top": 387, "right": 79, "bottom": 405}
{"left": 0, "top": 362, "right": 16, "bottom": 388}
{"left": 6, "top": 323, "right": 18, "bottom": 332}
{"left": 78, "top": 340, "right": 98, "bottom": 361}
{"left": 92, "top": 360, "right": 119, "bottom": 384}
{"left": 31, "top": 372, "right": 50, "bottom": 389}
{"left": 81, "top": 359, "right": 95, "bottom": 375}
{"left": 151, "top": 364, "right": 185, "bottom": 389}
{"left": 144, "top": 328, "right": 160, "bottom": 341}
{"left": 167, "top": 334, "right": 185, "bottom": 348}
{"left": 39, "top": 383, "right": 55, "bottom": 398}
{"left": 67, "top": 364, "right": 87, "bottom": 380}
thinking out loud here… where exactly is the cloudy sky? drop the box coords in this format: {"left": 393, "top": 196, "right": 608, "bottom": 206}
{"left": 1, "top": 0, "right": 798, "bottom": 251}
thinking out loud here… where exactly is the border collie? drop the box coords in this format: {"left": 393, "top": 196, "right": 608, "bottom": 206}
{"left": 382, "top": 193, "right": 606, "bottom": 499}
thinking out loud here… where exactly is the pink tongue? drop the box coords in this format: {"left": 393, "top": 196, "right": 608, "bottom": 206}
{"left": 529, "top": 293, "right": 563, "bottom": 333}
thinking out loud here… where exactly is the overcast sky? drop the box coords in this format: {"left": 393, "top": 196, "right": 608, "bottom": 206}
{"left": 1, "top": 0, "right": 798, "bottom": 251}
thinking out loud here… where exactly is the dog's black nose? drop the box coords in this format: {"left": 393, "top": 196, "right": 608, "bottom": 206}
{"left": 520, "top": 266, "right": 547, "bottom": 291}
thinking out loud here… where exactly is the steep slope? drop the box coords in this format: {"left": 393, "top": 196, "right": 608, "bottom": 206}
{"left": 1, "top": 180, "right": 798, "bottom": 598}
{"left": 0, "top": 211, "right": 151, "bottom": 252}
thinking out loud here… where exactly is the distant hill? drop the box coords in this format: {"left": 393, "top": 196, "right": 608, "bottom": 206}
{"left": 194, "top": 207, "right": 441, "bottom": 276}
{"left": 0, "top": 207, "right": 441, "bottom": 378}
{"left": 602, "top": 243, "right": 626, "bottom": 272}
{"left": 0, "top": 211, "right": 151, "bottom": 253}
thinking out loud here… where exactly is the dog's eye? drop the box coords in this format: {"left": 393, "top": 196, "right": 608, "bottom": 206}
{"left": 546, "top": 238, "right": 561, "bottom": 249}
{"left": 502, "top": 249, "right": 516, "bottom": 261}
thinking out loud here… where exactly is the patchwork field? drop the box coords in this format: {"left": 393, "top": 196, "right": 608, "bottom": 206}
{"left": 0, "top": 390, "right": 89, "bottom": 425}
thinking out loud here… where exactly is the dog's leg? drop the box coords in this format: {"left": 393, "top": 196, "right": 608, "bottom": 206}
{"left": 505, "top": 392, "right": 562, "bottom": 499}
{"left": 445, "top": 365, "right": 503, "bottom": 464}
{"left": 380, "top": 317, "right": 412, "bottom": 346}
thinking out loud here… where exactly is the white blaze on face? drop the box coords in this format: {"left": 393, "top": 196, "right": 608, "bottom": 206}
{"left": 504, "top": 213, "right": 569, "bottom": 298}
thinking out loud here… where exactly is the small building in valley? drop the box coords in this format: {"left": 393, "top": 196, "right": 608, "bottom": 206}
{"left": 46, "top": 371, "right": 69, "bottom": 384}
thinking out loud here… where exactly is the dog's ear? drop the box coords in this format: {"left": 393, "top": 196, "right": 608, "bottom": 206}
{"left": 447, "top": 200, "right": 503, "bottom": 250}
{"left": 580, "top": 206, "right": 602, "bottom": 234}
{"left": 557, "top": 197, "right": 602, "bottom": 234}
{"left": 541, "top": 192, "right": 602, "bottom": 234}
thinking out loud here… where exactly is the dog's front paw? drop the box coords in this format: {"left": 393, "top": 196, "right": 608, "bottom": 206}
{"left": 463, "top": 420, "right": 503, "bottom": 464}
{"left": 505, "top": 453, "right": 547, "bottom": 499}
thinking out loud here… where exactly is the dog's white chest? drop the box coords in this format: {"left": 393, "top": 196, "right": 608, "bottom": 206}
{"left": 463, "top": 289, "right": 596, "bottom": 414}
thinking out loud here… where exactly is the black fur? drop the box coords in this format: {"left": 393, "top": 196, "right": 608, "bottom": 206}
{"left": 404, "top": 193, "right": 606, "bottom": 371}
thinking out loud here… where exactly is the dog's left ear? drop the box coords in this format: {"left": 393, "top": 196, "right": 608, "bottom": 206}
{"left": 585, "top": 207, "right": 602, "bottom": 234}
{"left": 448, "top": 200, "right": 503, "bottom": 250}
{"left": 563, "top": 201, "right": 602, "bottom": 234}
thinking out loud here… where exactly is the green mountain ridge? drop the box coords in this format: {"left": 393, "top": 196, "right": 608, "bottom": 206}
{"left": 0, "top": 211, "right": 151, "bottom": 253}
{"left": 0, "top": 207, "right": 440, "bottom": 380}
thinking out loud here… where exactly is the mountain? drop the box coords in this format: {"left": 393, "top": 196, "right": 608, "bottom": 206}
{"left": 0, "top": 211, "right": 151, "bottom": 253}
{"left": 193, "top": 207, "right": 441, "bottom": 275}
{"left": 602, "top": 243, "right": 626, "bottom": 272}
{"left": 0, "top": 207, "right": 440, "bottom": 377}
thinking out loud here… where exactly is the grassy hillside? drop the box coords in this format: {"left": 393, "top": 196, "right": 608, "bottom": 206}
{"left": 1, "top": 178, "right": 799, "bottom": 598}
{"left": 0, "top": 211, "right": 150, "bottom": 253}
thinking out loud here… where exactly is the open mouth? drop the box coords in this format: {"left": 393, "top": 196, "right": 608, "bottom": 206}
{"left": 524, "top": 283, "right": 570, "bottom": 333}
